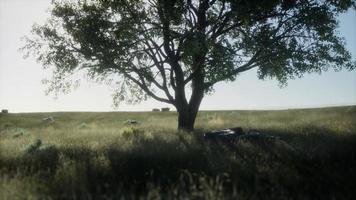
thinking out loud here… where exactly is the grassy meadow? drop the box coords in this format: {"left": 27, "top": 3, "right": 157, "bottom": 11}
{"left": 0, "top": 106, "right": 356, "bottom": 199}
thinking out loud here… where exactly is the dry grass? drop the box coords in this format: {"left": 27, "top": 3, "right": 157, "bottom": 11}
{"left": 0, "top": 106, "right": 355, "bottom": 199}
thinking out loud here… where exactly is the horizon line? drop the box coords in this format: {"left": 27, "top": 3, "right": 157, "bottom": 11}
{"left": 2, "top": 103, "right": 355, "bottom": 114}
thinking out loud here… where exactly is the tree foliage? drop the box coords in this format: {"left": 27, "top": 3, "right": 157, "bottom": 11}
{"left": 22, "top": 0, "right": 355, "bottom": 129}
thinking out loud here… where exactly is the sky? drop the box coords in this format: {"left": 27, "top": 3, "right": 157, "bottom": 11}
{"left": 0, "top": 0, "right": 355, "bottom": 113}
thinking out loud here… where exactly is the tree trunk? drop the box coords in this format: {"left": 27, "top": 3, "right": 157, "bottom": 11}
{"left": 176, "top": 85, "right": 204, "bottom": 131}
{"left": 177, "top": 109, "right": 195, "bottom": 131}
{"left": 177, "top": 62, "right": 205, "bottom": 131}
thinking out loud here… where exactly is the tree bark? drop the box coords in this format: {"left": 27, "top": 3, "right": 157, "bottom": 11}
{"left": 176, "top": 98, "right": 202, "bottom": 131}
{"left": 177, "top": 108, "right": 196, "bottom": 131}
{"left": 176, "top": 68, "right": 205, "bottom": 131}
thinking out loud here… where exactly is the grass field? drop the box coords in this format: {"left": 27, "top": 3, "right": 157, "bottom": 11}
{"left": 1, "top": 106, "right": 356, "bottom": 199}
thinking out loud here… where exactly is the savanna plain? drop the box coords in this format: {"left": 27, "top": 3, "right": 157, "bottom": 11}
{"left": 0, "top": 106, "right": 356, "bottom": 199}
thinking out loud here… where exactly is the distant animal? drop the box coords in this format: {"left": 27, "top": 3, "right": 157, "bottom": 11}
{"left": 161, "top": 107, "right": 170, "bottom": 112}
{"left": 1, "top": 109, "right": 8, "bottom": 114}
{"left": 152, "top": 108, "right": 160, "bottom": 112}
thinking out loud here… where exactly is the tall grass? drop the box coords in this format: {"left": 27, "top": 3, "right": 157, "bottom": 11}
{"left": 0, "top": 106, "right": 355, "bottom": 199}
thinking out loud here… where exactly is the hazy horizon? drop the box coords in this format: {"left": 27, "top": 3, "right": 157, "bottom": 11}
{"left": 4, "top": 103, "right": 356, "bottom": 114}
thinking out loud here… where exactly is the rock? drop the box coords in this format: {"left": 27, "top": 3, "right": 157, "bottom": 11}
{"left": 78, "top": 122, "right": 89, "bottom": 129}
{"left": 42, "top": 116, "right": 55, "bottom": 123}
{"left": 161, "top": 107, "right": 170, "bottom": 112}
{"left": 204, "top": 127, "right": 244, "bottom": 140}
{"left": 204, "top": 128, "right": 282, "bottom": 144}
{"left": 124, "top": 119, "right": 140, "bottom": 125}
{"left": 237, "top": 130, "right": 281, "bottom": 141}
{"left": 152, "top": 108, "right": 160, "bottom": 112}
{"left": 1, "top": 109, "right": 8, "bottom": 113}
{"left": 204, "top": 128, "right": 296, "bottom": 156}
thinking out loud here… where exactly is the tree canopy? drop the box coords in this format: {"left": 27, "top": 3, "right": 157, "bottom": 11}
{"left": 23, "top": 0, "right": 355, "bottom": 130}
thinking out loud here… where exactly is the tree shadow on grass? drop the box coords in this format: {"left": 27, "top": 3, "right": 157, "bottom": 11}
{"left": 1, "top": 127, "right": 356, "bottom": 199}
{"left": 251, "top": 126, "right": 356, "bottom": 199}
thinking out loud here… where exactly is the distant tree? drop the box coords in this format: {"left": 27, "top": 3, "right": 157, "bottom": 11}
{"left": 22, "top": 0, "right": 355, "bottom": 131}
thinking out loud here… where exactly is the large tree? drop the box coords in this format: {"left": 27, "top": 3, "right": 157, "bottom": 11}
{"left": 23, "top": 0, "right": 355, "bottom": 130}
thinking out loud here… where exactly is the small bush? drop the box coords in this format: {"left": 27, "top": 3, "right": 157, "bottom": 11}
{"left": 121, "top": 127, "right": 146, "bottom": 140}
{"left": 22, "top": 141, "right": 59, "bottom": 174}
